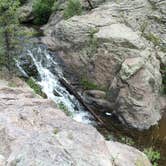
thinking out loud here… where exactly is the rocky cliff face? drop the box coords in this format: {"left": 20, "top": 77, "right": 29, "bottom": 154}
{"left": 42, "top": 0, "right": 166, "bottom": 130}
{"left": 0, "top": 79, "right": 151, "bottom": 166}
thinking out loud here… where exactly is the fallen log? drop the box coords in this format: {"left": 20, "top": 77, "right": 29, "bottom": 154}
{"left": 59, "top": 78, "right": 111, "bottom": 131}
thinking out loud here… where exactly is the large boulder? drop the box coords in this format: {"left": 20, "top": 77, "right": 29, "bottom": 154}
{"left": 42, "top": 0, "right": 166, "bottom": 130}
{"left": 109, "top": 52, "right": 162, "bottom": 129}
{"left": 0, "top": 79, "right": 151, "bottom": 166}
{"left": 107, "top": 141, "right": 151, "bottom": 166}
{"left": 19, "top": 0, "right": 34, "bottom": 23}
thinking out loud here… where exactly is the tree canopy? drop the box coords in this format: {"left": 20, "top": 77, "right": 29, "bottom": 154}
{"left": 0, "top": 0, "right": 21, "bottom": 75}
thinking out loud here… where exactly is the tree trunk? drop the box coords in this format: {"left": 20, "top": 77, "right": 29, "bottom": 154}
{"left": 4, "top": 29, "right": 12, "bottom": 77}
{"left": 59, "top": 78, "right": 112, "bottom": 132}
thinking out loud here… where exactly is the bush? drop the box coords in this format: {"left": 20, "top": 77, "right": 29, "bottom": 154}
{"left": 58, "top": 102, "right": 73, "bottom": 117}
{"left": 144, "top": 147, "right": 160, "bottom": 166}
{"left": 80, "top": 77, "right": 106, "bottom": 91}
{"left": 143, "top": 32, "right": 160, "bottom": 46}
{"left": 64, "top": 0, "right": 82, "bottom": 19}
{"left": 32, "top": 0, "right": 55, "bottom": 25}
{"left": 26, "top": 77, "right": 47, "bottom": 98}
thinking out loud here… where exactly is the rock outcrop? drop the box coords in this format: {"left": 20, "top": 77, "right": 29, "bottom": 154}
{"left": 42, "top": 0, "right": 166, "bottom": 130}
{"left": 0, "top": 79, "right": 151, "bottom": 166}
{"left": 19, "top": 0, "right": 34, "bottom": 23}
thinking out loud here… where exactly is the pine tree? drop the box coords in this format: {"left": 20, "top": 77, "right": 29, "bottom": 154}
{"left": 0, "top": 0, "right": 21, "bottom": 75}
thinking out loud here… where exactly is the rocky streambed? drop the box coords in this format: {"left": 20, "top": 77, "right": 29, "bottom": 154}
{"left": 15, "top": 0, "right": 166, "bottom": 165}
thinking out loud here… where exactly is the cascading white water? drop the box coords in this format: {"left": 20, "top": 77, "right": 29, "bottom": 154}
{"left": 19, "top": 46, "right": 92, "bottom": 124}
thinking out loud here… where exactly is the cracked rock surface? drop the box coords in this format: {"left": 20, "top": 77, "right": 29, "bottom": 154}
{"left": 0, "top": 79, "right": 151, "bottom": 166}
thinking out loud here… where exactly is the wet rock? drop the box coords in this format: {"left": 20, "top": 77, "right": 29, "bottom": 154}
{"left": 18, "top": 53, "right": 38, "bottom": 78}
{"left": 53, "top": 89, "right": 61, "bottom": 97}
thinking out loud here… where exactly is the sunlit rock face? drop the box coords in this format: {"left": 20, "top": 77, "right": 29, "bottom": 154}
{"left": 41, "top": 0, "right": 166, "bottom": 130}
{"left": 0, "top": 79, "right": 151, "bottom": 166}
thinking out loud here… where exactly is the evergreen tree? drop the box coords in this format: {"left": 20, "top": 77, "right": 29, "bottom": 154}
{"left": 0, "top": 0, "right": 21, "bottom": 75}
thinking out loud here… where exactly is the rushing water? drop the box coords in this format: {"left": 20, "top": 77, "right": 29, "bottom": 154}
{"left": 18, "top": 46, "right": 92, "bottom": 124}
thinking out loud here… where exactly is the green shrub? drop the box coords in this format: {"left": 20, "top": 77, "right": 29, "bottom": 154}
{"left": 80, "top": 77, "right": 106, "bottom": 91}
{"left": 26, "top": 77, "right": 47, "bottom": 98}
{"left": 143, "top": 33, "right": 160, "bottom": 46}
{"left": 144, "top": 147, "right": 160, "bottom": 166}
{"left": 86, "top": 28, "right": 99, "bottom": 56}
{"left": 53, "top": 128, "right": 59, "bottom": 135}
{"left": 80, "top": 78, "right": 99, "bottom": 90}
{"left": 58, "top": 102, "right": 73, "bottom": 117}
{"left": 32, "top": 0, "right": 55, "bottom": 25}
{"left": 64, "top": 0, "right": 82, "bottom": 19}
{"left": 119, "top": 136, "right": 135, "bottom": 146}
{"left": 52, "top": 1, "right": 60, "bottom": 12}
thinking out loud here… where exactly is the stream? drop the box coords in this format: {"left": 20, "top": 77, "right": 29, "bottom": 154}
{"left": 18, "top": 44, "right": 166, "bottom": 166}
{"left": 18, "top": 45, "right": 92, "bottom": 124}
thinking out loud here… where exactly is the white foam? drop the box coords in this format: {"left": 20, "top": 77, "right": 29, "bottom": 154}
{"left": 25, "top": 46, "right": 92, "bottom": 124}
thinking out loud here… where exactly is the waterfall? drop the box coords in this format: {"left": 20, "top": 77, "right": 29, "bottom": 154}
{"left": 18, "top": 46, "right": 92, "bottom": 124}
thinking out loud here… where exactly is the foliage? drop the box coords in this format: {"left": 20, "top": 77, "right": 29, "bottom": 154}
{"left": 32, "top": 0, "right": 55, "bottom": 25}
{"left": 19, "top": 0, "right": 27, "bottom": 5}
{"left": 58, "top": 102, "right": 73, "bottom": 117}
{"left": 144, "top": 147, "right": 160, "bottom": 166}
{"left": 119, "top": 136, "right": 135, "bottom": 146}
{"left": 86, "top": 28, "right": 99, "bottom": 56}
{"left": 0, "top": 0, "right": 21, "bottom": 75}
{"left": 8, "top": 82, "right": 17, "bottom": 88}
{"left": 53, "top": 128, "right": 59, "bottom": 135}
{"left": 80, "top": 77, "right": 106, "bottom": 91}
{"left": 105, "top": 134, "right": 114, "bottom": 141}
{"left": 64, "top": 0, "right": 82, "bottom": 19}
{"left": 80, "top": 78, "right": 99, "bottom": 90}
{"left": 143, "top": 33, "right": 160, "bottom": 46}
{"left": 52, "top": 1, "right": 60, "bottom": 12}
{"left": 26, "top": 77, "right": 47, "bottom": 98}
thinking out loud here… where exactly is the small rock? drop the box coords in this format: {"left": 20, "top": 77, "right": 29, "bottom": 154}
{"left": 107, "top": 141, "right": 151, "bottom": 166}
